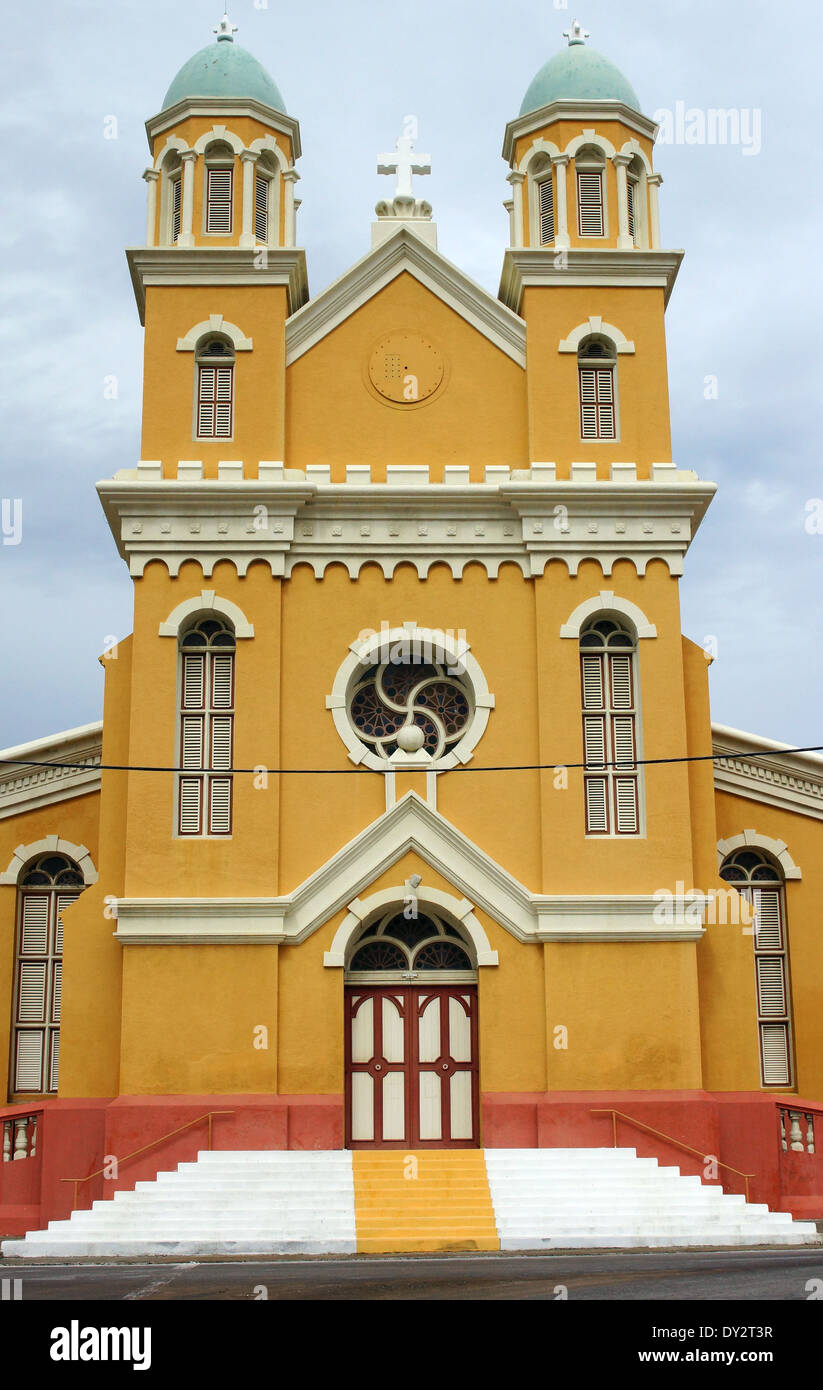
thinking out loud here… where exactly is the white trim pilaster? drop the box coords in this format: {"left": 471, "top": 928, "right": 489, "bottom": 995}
{"left": 178, "top": 150, "right": 197, "bottom": 248}
{"left": 647, "top": 173, "right": 663, "bottom": 249}
{"left": 143, "top": 168, "right": 160, "bottom": 247}
{"left": 552, "top": 154, "right": 571, "bottom": 249}
{"left": 239, "top": 149, "right": 259, "bottom": 248}
{"left": 613, "top": 154, "right": 633, "bottom": 250}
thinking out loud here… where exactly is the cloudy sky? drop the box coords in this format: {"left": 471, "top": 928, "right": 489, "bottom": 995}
{"left": 1, "top": 0, "right": 820, "bottom": 752}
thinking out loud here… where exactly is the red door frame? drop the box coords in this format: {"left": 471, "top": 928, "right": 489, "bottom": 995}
{"left": 345, "top": 985, "right": 480, "bottom": 1149}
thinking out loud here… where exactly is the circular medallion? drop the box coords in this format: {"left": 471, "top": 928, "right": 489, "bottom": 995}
{"left": 368, "top": 333, "right": 444, "bottom": 404}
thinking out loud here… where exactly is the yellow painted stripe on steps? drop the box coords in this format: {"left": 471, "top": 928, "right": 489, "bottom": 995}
{"left": 353, "top": 1150, "right": 500, "bottom": 1254}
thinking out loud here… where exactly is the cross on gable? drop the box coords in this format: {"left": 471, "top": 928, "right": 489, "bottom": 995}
{"left": 377, "top": 134, "right": 432, "bottom": 201}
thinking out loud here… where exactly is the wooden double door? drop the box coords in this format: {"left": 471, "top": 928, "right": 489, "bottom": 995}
{"left": 345, "top": 985, "right": 479, "bottom": 1148}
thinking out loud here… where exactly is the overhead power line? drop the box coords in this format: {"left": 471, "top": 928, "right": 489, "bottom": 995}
{"left": 1, "top": 747, "right": 821, "bottom": 775}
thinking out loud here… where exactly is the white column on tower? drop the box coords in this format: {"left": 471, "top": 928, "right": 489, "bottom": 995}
{"left": 552, "top": 154, "right": 570, "bottom": 248}
{"left": 613, "top": 153, "right": 633, "bottom": 249}
{"left": 179, "top": 150, "right": 197, "bottom": 248}
{"left": 143, "top": 168, "right": 160, "bottom": 247}
{"left": 506, "top": 171, "right": 525, "bottom": 247}
{"left": 647, "top": 172, "right": 663, "bottom": 248}
{"left": 283, "top": 168, "right": 300, "bottom": 246}
{"left": 240, "top": 149, "right": 259, "bottom": 247}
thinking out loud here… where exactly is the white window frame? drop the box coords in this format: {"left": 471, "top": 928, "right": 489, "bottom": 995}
{"left": 576, "top": 153, "right": 608, "bottom": 238}
{"left": 175, "top": 627, "right": 236, "bottom": 839}
{"left": 204, "top": 158, "right": 234, "bottom": 236}
{"left": 193, "top": 336, "right": 235, "bottom": 442}
{"left": 579, "top": 623, "right": 645, "bottom": 838}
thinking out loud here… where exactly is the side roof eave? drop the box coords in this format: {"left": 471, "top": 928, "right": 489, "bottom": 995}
{"left": 285, "top": 225, "right": 527, "bottom": 368}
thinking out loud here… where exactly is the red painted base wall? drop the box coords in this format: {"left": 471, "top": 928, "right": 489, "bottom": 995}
{"left": 1, "top": 1089, "right": 820, "bottom": 1234}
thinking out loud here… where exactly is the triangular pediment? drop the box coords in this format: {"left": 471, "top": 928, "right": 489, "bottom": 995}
{"left": 285, "top": 226, "right": 526, "bottom": 368}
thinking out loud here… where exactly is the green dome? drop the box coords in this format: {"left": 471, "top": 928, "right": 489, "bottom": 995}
{"left": 520, "top": 40, "right": 641, "bottom": 116}
{"left": 162, "top": 34, "right": 286, "bottom": 113}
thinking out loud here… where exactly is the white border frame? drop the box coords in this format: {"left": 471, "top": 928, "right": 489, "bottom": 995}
{"left": 324, "top": 885, "right": 499, "bottom": 968}
{"left": 716, "top": 832, "right": 802, "bottom": 881}
{"left": 0, "top": 836, "right": 98, "bottom": 886}
{"left": 158, "top": 590, "right": 254, "bottom": 639}
{"left": 559, "top": 591, "right": 657, "bottom": 640}
{"left": 558, "top": 316, "right": 635, "bottom": 355}
{"left": 177, "top": 314, "right": 253, "bottom": 352}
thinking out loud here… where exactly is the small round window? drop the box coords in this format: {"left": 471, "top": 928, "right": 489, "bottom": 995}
{"left": 349, "top": 660, "right": 472, "bottom": 760}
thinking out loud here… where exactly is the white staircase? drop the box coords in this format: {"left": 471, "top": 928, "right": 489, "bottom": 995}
{"left": 484, "top": 1148, "right": 820, "bottom": 1249}
{"left": 1, "top": 1151, "right": 357, "bottom": 1258}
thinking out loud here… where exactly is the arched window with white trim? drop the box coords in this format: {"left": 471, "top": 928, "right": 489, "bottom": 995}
{"left": 578, "top": 334, "right": 617, "bottom": 441}
{"left": 195, "top": 335, "right": 234, "bottom": 440}
{"left": 575, "top": 145, "right": 606, "bottom": 237}
{"left": 204, "top": 141, "right": 234, "bottom": 235}
{"left": 177, "top": 615, "right": 236, "bottom": 836}
{"left": 719, "top": 848, "right": 795, "bottom": 1087}
{"left": 160, "top": 150, "right": 182, "bottom": 246}
{"left": 254, "top": 150, "right": 279, "bottom": 246}
{"left": 580, "top": 615, "right": 641, "bottom": 835}
{"left": 12, "top": 854, "right": 85, "bottom": 1095}
{"left": 626, "top": 154, "right": 646, "bottom": 248}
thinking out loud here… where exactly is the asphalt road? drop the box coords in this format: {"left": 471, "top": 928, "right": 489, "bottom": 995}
{"left": 4, "top": 1249, "right": 823, "bottom": 1300}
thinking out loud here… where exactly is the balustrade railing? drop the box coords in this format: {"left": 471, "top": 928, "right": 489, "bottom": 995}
{"left": 778, "top": 1107, "right": 817, "bottom": 1154}
{"left": 2, "top": 1113, "right": 38, "bottom": 1163}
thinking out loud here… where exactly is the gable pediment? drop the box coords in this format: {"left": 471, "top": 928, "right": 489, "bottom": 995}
{"left": 285, "top": 226, "right": 526, "bottom": 368}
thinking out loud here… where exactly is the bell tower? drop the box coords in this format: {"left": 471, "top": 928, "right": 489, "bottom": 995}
{"left": 500, "top": 20, "right": 678, "bottom": 479}
{"left": 129, "top": 12, "right": 308, "bottom": 479}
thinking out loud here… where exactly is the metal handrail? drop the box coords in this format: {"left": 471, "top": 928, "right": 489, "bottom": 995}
{"left": 61, "top": 1110, "right": 234, "bottom": 1211}
{"left": 591, "top": 1108, "right": 754, "bottom": 1202}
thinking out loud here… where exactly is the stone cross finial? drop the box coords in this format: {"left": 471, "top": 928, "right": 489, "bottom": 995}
{"left": 563, "top": 19, "right": 590, "bottom": 45}
{"left": 214, "top": 12, "right": 238, "bottom": 42}
{"left": 377, "top": 134, "right": 432, "bottom": 201}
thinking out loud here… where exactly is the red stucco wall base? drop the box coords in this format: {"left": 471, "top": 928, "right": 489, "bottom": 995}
{"left": 0, "top": 1090, "right": 820, "bottom": 1234}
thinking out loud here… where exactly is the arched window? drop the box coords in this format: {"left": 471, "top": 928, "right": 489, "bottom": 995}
{"left": 528, "top": 153, "right": 554, "bottom": 246}
{"left": 626, "top": 154, "right": 646, "bottom": 247}
{"left": 195, "top": 335, "right": 234, "bottom": 439}
{"left": 578, "top": 334, "right": 617, "bottom": 440}
{"left": 347, "top": 911, "right": 475, "bottom": 981}
{"left": 720, "top": 849, "right": 794, "bottom": 1087}
{"left": 204, "top": 141, "right": 234, "bottom": 235}
{"left": 580, "top": 615, "right": 640, "bottom": 835}
{"left": 576, "top": 145, "right": 606, "bottom": 237}
{"left": 177, "top": 616, "right": 236, "bottom": 836}
{"left": 254, "top": 151, "right": 279, "bottom": 245}
{"left": 12, "top": 853, "right": 85, "bottom": 1095}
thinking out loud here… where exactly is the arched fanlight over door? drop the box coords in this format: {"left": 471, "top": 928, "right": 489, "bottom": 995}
{"left": 347, "top": 911, "right": 476, "bottom": 981}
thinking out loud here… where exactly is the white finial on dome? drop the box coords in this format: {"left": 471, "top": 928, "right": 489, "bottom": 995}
{"left": 213, "top": 12, "right": 238, "bottom": 42}
{"left": 563, "top": 19, "right": 590, "bottom": 45}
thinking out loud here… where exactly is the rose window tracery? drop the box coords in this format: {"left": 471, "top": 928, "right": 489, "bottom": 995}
{"left": 349, "top": 660, "right": 472, "bottom": 759}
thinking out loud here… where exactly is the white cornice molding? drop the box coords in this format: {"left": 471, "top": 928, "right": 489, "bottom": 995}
{"left": 112, "top": 792, "right": 705, "bottom": 946}
{"left": 0, "top": 723, "right": 102, "bottom": 822}
{"left": 498, "top": 248, "right": 684, "bottom": 314}
{"left": 145, "top": 97, "right": 302, "bottom": 160}
{"left": 712, "top": 723, "right": 823, "bottom": 823}
{"left": 502, "top": 100, "right": 659, "bottom": 164}
{"left": 126, "top": 247, "right": 309, "bottom": 324}
{"left": 285, "top": 226, "right": 527, "bottom": 367}
{"left": 96, "top": 472, "right": 715, "bottom": 579}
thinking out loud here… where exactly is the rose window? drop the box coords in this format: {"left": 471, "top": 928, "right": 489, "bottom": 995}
{"left": 349, "top": 661, "right": 472, "bottom": 759}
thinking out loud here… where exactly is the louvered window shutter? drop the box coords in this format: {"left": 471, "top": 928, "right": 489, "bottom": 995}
{"left": 182, "top": 654, "right": 205, "bottom": 709}
{"left": 55, "top": 894, "right": 77, "bottom": 954}
{"left": 610, "top": 654, "right": 634, "bottom": 710}
{"left": 614, "top": 778, "right": 639, "bottom": 834}
{"left": 583, "top": 716, "right": 606, "bottom": 769}
{"left": 579, "top": 369, "right": 598, "bottom": 439}
{"left": 198, "top": 366, "right": 216, "bottom": 437}
{"left": 51, "top": 962, "right": 62, "bottom": 1023}
{"left": 15, "top": 1032, "right": 43, "bottom": 1092}
{"left": 627, "top": 178, "right": 636, "bottom": 240}
{"left": 179, "top": 777, "right": 203, "bottom": 835}
{"left": 255, "top": 174, "right": 269, "bottom": 242}
{"left": 49, "top": 1033, "right": 61, "bottom": 1091}
{"left": 181, "top": 716, "right": 204, "bottom": 769}
{"left": 760, "top": 1024, "right": 790, "bottom": 1087}
{"left": 538, "top": 176, "right": 554, "bottom": 244}
{"left": 585, "top": 778, "right": 609, "bottom": 834}
{"left": 18, "top": 962, "right": 47, "bottom": 1022}
{"left": 581, "top": 655, "right": 604, "bottom": 709}
{"left": 595, "top": 369, "right": 615, "bottom": 439}
{"left": 612, "top": 715, "right": 636, "bottom": 768}
{"left": 214, "top": 366, "right": 233, "bottom": 438}
{"left": 577, "top": 170, "right": 604, "bottom": 235}
{"left": 210, "top": 716, "right": 233, "bottom": 771}
{"left": 756, "top": 957, "right": 787, "bottom": 1016}
{"left": 20, "top": 895, "right": 49, "bottom": 954}
{"left": 209, "top": 778, "right": 233, "bottom": 834}
{"left": 171, "top": 176, "right": 182, "bottom": 242}
{"left": 211, "top": 653, "right": 234, "bottom": 709}
{"left": 206, "top": 168, "right": 233, "bottom": 233}
{"left": 752, "top": 889, "right": 783, "bottom": 949}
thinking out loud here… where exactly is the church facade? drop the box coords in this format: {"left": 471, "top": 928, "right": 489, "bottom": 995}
{"left": 1, "top": 18, "right": 822, "bottom": 1236}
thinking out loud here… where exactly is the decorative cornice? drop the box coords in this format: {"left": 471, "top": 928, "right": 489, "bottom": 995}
{"left": 145, "top": 96, "right": 302, "bottom": 160}
{"left": 502, "top": 100, "right": 659, "bottom": 164}
{"left": 112, "top": 792, "right": 705, "bottom": 946}
{"left": 0, "top": 723, "right": 102, "bottom": 821}
{"left": 712, "top": 724, "right": 823, "bottom": 823}
{"left": 96, "top": 469, "right": 715, "bottom": 579}
{"left": 126, "top": 247, "right": 309, "bottom": 324}
{"left": 285, "top": 226, "right": 527, "bottom": 367}
{"left": 498, "top": 248, "right": 684, "bottom": 314}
